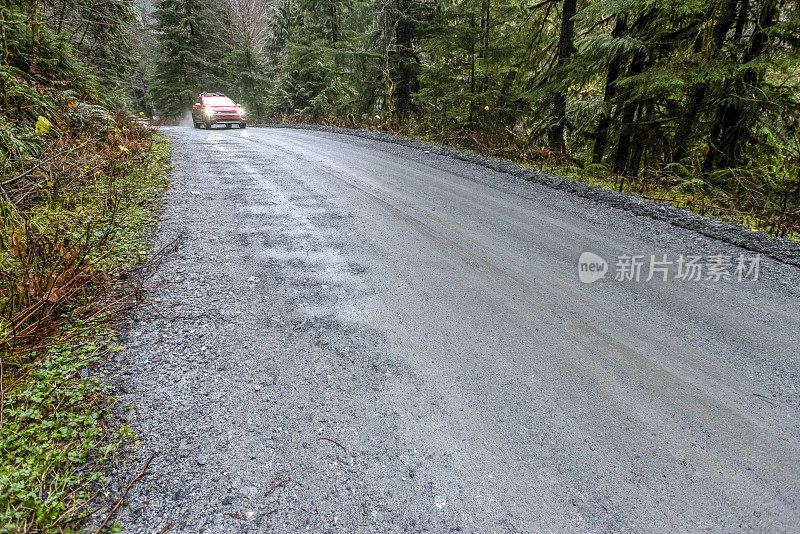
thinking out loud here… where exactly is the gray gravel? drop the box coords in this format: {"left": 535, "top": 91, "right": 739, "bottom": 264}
{"left": 263, "top": 123, "right": 800, "bottom": 267}
{"left": 102, "top": 126, "right": 799, "bottom": 533}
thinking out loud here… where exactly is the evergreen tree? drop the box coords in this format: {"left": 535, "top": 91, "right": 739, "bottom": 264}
{"left": 226, "top": 0, "right": 272, "bottom": 116}
{"left": 150, "top": 0, "right": 231, "bottom": 115}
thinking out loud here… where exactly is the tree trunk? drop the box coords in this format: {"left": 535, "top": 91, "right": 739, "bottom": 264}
{"left": 628, "top": 101, "right": 653, "bottom": 176}
{"left": 613, "top": 49, "right": 646, "bottom": 174}
{"left": 477, "top": 1, "right": 490, "bottom": 96}
{"left": 28, "top": 0, "right": 40, "bottom": 73}
{"left": 245, "top": 47, "right": 262, "bottom": 117}
{"left": 57, "top": 0, "right": 69, "bottom": 35}
{"left": 395, "top": 0, "right": 414, "bottom": 120}
{"left": 592, "top": 16, "right": 627, "bottom": 164}
{"left": 704, "top": 0, "right": 777, "bottom": 171}
{"left": 482, "top": 1, "right": 490, "bottom": 57}
{"left": 734, "top": 0, "right": 750, "bottom": 41}
{"left": 1, "top": 1, "right": 8, "bottom": 66}
{"left": 672, "top": 0, "right": 739, "bottom": 161}
{"left": 548, "top": 0, "right": 577, "bottom": 151}
{"left": 330, "top": 0, "right": 338, "bottom": 43}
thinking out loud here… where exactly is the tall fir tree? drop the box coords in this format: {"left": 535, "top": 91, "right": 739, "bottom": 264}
{"left": 150, "top": 0, "right": 231, "bottom": 115}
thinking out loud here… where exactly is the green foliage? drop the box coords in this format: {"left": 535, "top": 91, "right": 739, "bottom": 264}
{"left": 91, "top": 135, "right": 172, "bottom": 271}
{"left": 67, "top": 0, "right": 137, "bottom": 106}
{"left": 150, "top": 0, "right": 234, "bottom": 115}
{"left": 0, "top": 333, "right": 140, "bottom": 533}
{"left": 0, "top": 336, "right": 115, "bottom": 533}
{"left": 0, "top": 126, "right": 42, "bottom": 165}
{"left": 269, "top": 40, "right": 343, "bottom": 116}
{"left": 0, "top": 0, "right": 144, "bottom": 172}
{"left": 0, "top": 3, "right": 172, "bottom": 531}
{"left": 0, "top": 135, "right": 170, "bottom": 532}
{"left": 0, "top": 66, "right": 52, "bottom": 122}
{"left": 0, "top": 2, "right": 136, "bottom": 104}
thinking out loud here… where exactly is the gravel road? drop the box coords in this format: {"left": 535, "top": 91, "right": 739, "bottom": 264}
{"left": 106, "top": 126, "right": 800, "bottom": 533}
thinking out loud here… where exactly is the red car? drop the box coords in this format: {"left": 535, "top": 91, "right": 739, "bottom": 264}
{"left": 191, "top": 93, "right": 247, "bottom": 129}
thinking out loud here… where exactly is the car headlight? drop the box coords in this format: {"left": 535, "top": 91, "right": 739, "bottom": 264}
{"left": 237, "top": 108, "right": 246, "bottom": 117}
{"left": 204, "top": 107, "right": 215, "bottom": 117}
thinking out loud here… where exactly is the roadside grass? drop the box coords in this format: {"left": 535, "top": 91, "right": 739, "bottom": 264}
{"left": 0, "top": 134, "right": 171, "bottom": 533}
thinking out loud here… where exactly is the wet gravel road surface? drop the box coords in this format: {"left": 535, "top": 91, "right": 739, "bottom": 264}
{"left": 107, "top": 126, "right": 800, "bottom": 533}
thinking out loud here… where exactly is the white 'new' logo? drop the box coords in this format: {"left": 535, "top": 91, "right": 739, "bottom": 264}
{"left": 578, "top": 252, "right": 608, "bottom": 284}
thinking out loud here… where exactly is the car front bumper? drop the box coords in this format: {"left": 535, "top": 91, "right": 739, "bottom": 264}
{"left": 209, "top": 115, "right": 245, "bottom": 124}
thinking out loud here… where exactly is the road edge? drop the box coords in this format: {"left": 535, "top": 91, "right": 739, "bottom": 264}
{"left": 255, "top": 123, "right": 800, "bottom": 267}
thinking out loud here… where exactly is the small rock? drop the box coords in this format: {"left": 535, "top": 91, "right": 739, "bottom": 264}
{"left": 197, "top": 454, "right": 208, "bottom": 466}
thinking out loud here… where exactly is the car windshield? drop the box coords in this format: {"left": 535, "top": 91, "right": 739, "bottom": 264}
{"left": 203, "top": 96, "right": 235, "bottom": 107}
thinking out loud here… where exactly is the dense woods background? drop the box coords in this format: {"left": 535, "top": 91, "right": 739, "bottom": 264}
{"left": 1, "top": 0, "right": 799, "bottom": 234}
